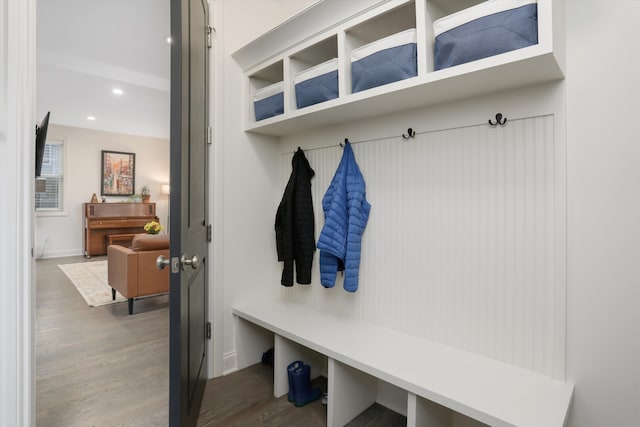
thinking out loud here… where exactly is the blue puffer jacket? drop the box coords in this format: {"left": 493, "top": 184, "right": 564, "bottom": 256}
{"left": 317, "top": 143, "right": 371, "bottom": 292}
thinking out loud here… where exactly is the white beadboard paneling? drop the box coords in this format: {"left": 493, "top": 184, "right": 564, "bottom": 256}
{"left": 278, "top": 115, "right": 561, "bottom": 377}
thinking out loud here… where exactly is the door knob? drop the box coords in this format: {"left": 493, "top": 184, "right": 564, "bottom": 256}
{"left": 181, "top": 254, "right": 199, "bottom": 270}
{"left": 156, "top": 255, "right": 170, "bottom": 270}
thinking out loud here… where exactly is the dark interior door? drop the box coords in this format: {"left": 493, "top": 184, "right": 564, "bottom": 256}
{"left": 169, "top": 0, "right": 209, "bottom": 425}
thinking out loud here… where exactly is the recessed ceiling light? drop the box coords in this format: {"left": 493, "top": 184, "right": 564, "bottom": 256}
{"left": 112, "top": 88, "right": 124, "bottom": 95}
{"left": 166, "top": 36, "right": 172, "bottom": 44}
{"left": 87, "top": 116, "right": 96, "bottom": 121}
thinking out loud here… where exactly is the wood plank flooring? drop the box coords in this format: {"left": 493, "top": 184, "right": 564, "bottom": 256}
{"left": 36, "top": 256, "right": 170, "bottom": 427}
{"left": 198, "top": 364, "right": 406, "bottom": 427}
{"left": 36, "top": 256, "right": 405, "bottom": 426}
{"left": 198, "top": 364, "right": 327, "bottom": 427}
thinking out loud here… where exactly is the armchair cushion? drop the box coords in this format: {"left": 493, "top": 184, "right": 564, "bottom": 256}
{"left": 131, "top": 234, "right": 169, "bottom": 251}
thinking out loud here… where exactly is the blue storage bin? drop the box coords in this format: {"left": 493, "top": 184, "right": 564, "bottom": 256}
{"left": 351, "top": 28, "right": 417, "bottom": 93}
{"left": 434, "top": 0, "right": 538, "bottom": 71}
{"left": 253, "top": 81, "right": 284, "bottom": 121}
{"left": 295, "top": 58, "right": 338, "bottom": 109}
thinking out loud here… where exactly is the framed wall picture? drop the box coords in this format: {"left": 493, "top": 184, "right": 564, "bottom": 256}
{"left": 101, "top": 150, "right": 135, "bottom": 196}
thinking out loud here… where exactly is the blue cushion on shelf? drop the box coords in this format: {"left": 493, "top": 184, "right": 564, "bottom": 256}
{"left": 254, "top": 92, "right": 284, "bottom": 121}
{"left": 351, "top": 43, "right": 417, "bottom": 93}
{"left": 435, "top": 3, "right": 538, "bottom": 71}
{"left": 295, "top": 70, "right": 339, "bottom": 109}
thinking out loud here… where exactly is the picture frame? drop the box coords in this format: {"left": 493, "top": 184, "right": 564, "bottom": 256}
{"left": 101, "top": 150, "right": 135, "bottom": 196}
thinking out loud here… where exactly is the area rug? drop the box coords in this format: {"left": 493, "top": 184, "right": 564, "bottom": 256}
{"left": 58, "top": 260, "right": 126, "bottom": 307}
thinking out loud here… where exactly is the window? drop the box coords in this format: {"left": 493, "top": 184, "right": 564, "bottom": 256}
{"left": 35, "top": 140, "right": 64, "bottom": 211}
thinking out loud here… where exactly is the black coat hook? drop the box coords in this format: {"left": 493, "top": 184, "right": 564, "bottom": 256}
{"left": 489, "top": 113, "right": 507, "bottom": 126}
{"left": 402, "top": 128, "right": 415, "bottom": 139}
{"left": 340, "top": 138, "right": 349, "bottom": 147}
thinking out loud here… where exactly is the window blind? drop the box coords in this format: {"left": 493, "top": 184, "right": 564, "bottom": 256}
{"left": 35, "top": 141, "right": 63, "bottom": 210}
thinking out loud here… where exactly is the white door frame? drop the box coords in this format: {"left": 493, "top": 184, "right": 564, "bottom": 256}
{"left": 0, "top": 0, "right": 36, "bottom": 426}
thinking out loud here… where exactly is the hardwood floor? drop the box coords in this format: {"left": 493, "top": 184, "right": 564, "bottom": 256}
{"left": 198, "top": 364, "right": 327, "bottom": 427}
{"left": 198, "top": 364, "right": 406, "bottom": 427}
{"left": 36, "top": 256, "right": 405, "bottom": 426}
{"left": 36, "top": 256, "right": 170, "bottom": 427}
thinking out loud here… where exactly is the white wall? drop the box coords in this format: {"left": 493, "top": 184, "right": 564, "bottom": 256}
{"left": 35, "top": 124, "right": 169, "bottom": 258}
{"left": 564, "top": 2, "right": 640, "bottom": 426}
{"left": 221, "top": 0, "right": 318, "bottom": 53}
{"left": 212, "top": 0, "right": 317, "bottom": 375}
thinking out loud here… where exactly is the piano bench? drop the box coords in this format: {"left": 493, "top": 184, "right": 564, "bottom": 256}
{"left": 107, "top": 233, "right": 141, "bottom": 248}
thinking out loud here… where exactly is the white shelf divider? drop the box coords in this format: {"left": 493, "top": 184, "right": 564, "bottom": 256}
{"left": 328, "top": 358, "right": 378, "bottom": 427}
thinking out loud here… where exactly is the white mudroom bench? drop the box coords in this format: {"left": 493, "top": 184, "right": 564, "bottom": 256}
{"left": 233, "top": 300, "right": 573, "bottom": 427}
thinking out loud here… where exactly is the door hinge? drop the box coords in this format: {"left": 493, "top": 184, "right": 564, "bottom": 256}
{"left": 206, "top": 321, "right": 212, "bottom": 339}
{"left": 207, "top": 224, "right": 212, "bottom": 242}
{"left": 207, "top": 25, "right": 214, "bottom": 48}
{"left": 207, "top": 125, "right": 212, "bottom": 145}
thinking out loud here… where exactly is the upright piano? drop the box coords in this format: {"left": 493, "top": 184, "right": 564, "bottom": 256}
{"left": 83, "top": 202, "right": 158, "bottom": 257}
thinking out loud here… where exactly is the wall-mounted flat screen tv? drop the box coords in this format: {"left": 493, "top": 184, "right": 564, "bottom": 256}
{"left": 35, "top": 112, "right": 50, "bottom": 177}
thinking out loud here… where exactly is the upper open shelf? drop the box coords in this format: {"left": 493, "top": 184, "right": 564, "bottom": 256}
{"left": 233, "top": 0, "right": 564, "bottom": 137}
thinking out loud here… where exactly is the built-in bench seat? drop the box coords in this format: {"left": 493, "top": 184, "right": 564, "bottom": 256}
{"left": 233, "top": 300, "right": 574, "bottom": 427}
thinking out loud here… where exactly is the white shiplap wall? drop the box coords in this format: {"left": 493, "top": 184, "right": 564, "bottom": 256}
{"left": 279, "top": 115, "right": 560, "bottom": 377}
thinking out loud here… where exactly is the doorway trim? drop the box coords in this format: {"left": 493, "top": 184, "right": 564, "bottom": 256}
{"left": 0, "top": 0, "right": 36, "bottom": 425}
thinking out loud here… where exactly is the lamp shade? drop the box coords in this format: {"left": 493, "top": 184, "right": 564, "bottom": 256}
{"left": 161, "top": 184, "right": 170, "bottom": 195}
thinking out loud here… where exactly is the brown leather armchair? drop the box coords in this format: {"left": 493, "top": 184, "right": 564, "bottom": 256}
{"left": 107, "top": 234, "right": 170, "bottom": 314}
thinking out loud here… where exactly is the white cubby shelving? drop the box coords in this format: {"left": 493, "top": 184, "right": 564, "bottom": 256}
{"left": 233, "top": 0, "right": 564, "bottom": 136}
{"left": 248, "top": 59, "right": 284, "bottom": 122}
{"left": 289, "top": 35, "right": 338, "bottom": 110}
{"left": 248, "top": 60, "right": 283, "bottom": 94}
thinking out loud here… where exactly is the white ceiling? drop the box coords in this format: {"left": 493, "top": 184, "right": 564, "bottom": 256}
{"left": 36, "top": 0, "right": 171, "bottom": 139}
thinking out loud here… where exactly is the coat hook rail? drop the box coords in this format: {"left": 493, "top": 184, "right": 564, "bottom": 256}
{"left": 489, "top": 113, "right": 507, "bottom": 127}
{"left": 402, "top": 128, "right": 416, "bottom": 139}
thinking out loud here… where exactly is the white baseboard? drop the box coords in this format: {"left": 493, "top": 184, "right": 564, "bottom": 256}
{"left": 222, "top": 351, "right": 237, "bottom": 376}
{"left": 38, "top": 248, "right": 84, "bottom": 259}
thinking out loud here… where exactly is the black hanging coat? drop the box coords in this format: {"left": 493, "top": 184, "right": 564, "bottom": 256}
{"left": 275, "top": 148, "right": 315, "bottom": 286}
